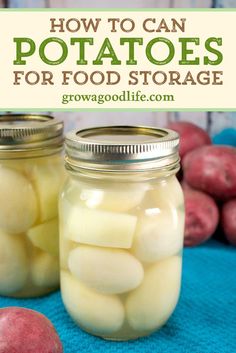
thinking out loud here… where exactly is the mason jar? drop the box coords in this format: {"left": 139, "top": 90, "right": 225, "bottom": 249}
{"left": 60, "top": 126, "right": 185, "bottom": 340}
{"left": 0, "top": 114, "right": 64, "bottom": 298}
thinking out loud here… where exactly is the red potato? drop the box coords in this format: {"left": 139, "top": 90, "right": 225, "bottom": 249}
{"left": 183, "top": 145, "right": 236, "bottom": 200}
{"left": 167, "top": 121, "right": 211, "bottom": 158}
{"left": 221, "top": 199, "right": 236, "bottom": 245}
{"left": 0, "top": 307, "right": 63, "bottom": 353}
{"left": 184, "top": 188, "right": 219, "bottom": 247}
{"left": 181, "top": 180, "right": 192, "bottom": 191}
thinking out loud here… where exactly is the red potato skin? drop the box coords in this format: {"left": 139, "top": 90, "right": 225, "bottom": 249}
{"left": 167, "top": 121, "right": 211, "bottom": 158}
{"left": 184, "top": 188, "right": 219, "bottom": 247}
{"left": 181, "top": 180, "right": 192, "bottom": 191}
{"left": 221, "top": 199, "right": 236, "bottom": 245}
{"left": 0, "top": 307, "right": 63, "bottom": 353}
{"left": 183, "top": 145, "right": 236, "bottom": 200}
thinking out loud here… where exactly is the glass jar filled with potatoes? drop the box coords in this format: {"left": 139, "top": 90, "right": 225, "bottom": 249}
{"left": 0, "top": 114, "right": 64, "bottom": 298}
{"left": 60, "top": 126, "right": 185, "bottom": 340}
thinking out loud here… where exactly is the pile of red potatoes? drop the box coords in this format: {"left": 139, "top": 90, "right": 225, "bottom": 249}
{"left": 167, "top": 121, "right": 236, "bottom": 247}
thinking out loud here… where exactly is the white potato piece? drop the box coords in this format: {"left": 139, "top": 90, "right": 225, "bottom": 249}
{"left": 148, "top": 176, "right": 184, "bottom": 210}
{"left": 65, "top": 205, "right": 137, "bottom": 248}
{"left": 80, "top": 185, "right": 146, "bottom": 212}
{"left": 126, "top": 256, "right": 182, "bottom": 331}
{"left": 31, "top": 252, "right": 59, "bottom": 288}
{"left": 1, "top": 159, "right": 27, "bottom": 174}
{"left": 0, "top": 231, "right": 28, "bottom": 295}
{"left": 65, "top": 178, "right": 148, "bottom": 212}
{"left": 0, "top": 167, "right": 38, "bottom": 234}
{"left": 29, "top": 162, "right": 63, "bottom": 222}
{"left": 60, "top": 235, "right": 77, "bottom": 270}
{"left": 61, "top": 271, "right": 125, "bottom": 335}
{"left": 68, "top": 246, "right": 144, "bottom": 294}
{"left": 27, "top": 218, "right": 59, "bottom": 256}
{"left": 132, "top": 209, "right": 184, "bottom": 262}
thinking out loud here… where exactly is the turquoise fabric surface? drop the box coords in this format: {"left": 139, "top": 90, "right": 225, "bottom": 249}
{"left": 0, "top": 239, "right": 235, "bottom": 353}
{"left": 213, "top": 128, "right": 236, "bottom": 147}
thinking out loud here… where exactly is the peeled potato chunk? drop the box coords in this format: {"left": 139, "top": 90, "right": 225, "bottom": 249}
{"left": 68, "top": 246, "right": 144, "bottom": 294}
{"left": 0, "top": 167, "right": 38, "bottom": 234}
{"left": 31, "top": 252, "right": 59, "bottom": 288}
{"left": 60, "top": 236, "right": 77, "bottom": 270}
{"left": 152, "top": 177, "right": 184, "bottom": 208}
{"left": 1, "top": 159, "right": 28, "bottom": 174}
{"left": 0, "top": 231, "right": 28, "bottom": 295}
{"left": 61, "top": 271, "right": 125, "bottom": 335}
{"left": 65, "top": 206, "right": 137, "bottom": 248}
{"left": 29, "top": 162, "right": 62, "bottom": 222}
{"left": 126, "top": 256, "right": 182, "bottom": 331}
{"left": 132, "top": 209, "right": 184, "bottom": 263}
{"left": 27, "top": 219, "right": 59, "bottom": 257}
{"left": 79, "top": 184, "right": 147, "bottom": 212}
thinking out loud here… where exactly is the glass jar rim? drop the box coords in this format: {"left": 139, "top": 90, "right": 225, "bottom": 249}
{"left": 65, "top": 125, "right": 180, "bottom": 172}
{"left": 0, "top": 114, "right": 64, "bottom": 152}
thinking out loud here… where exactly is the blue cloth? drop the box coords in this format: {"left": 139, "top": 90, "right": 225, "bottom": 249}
{"left": 213, "top": 128, "right": 236, "bottom": 147}
{"left": 0, "top": 239, "right": 235, "bottom": 353}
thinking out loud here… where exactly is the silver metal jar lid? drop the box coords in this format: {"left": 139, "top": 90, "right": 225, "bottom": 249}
{"left": 0, "top": 114, "right": 64, "bottom": 151}
{"left": 65, "top": 126, "right": 180, "bottom": 171}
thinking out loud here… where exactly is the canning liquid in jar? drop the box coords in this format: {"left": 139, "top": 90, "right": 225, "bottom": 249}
{"left": 60, "top": 126, "right": 185, "bottom": 340}
{"left": 0, "top": 115, "right": 64, "bottom": 298}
